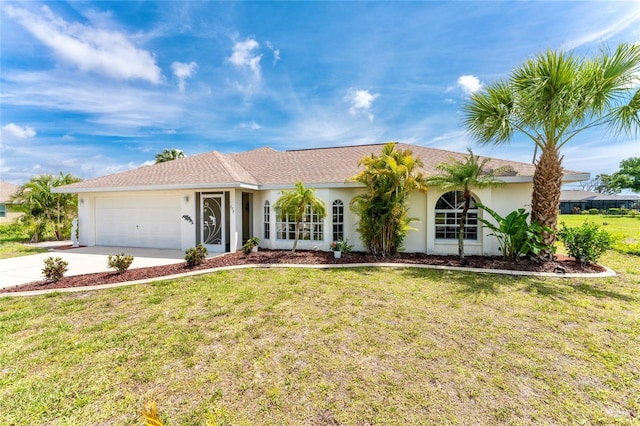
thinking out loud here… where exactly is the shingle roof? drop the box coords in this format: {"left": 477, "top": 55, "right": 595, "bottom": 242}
{"left": 0, "top": 181, "right": 19, "bottom": 203}
{"left": 58, "top": 142, "right": 585, "bottom": 192}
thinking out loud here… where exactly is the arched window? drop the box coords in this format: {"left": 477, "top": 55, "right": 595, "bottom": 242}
{"left": 263, "top": 201, "right": 270, "bottom": 239}
{"left": 435, "top": 191, "right": 479, "bottom": 240}
{"left": 332, "top": 200, "right": 344, "bottom": 241}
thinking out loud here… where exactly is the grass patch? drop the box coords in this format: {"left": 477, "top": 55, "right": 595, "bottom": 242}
{"left": 0, "top": 242, "right": 48, "bottom": 259}
{"left": 1, "top": 251, "right": 639, "bottom": 424}
{"left": 558, "top": 213, "right": 640, "bottom": 255}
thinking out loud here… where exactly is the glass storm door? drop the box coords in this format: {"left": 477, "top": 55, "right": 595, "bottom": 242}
{"left": 201, "top": 193, "right": 225, "bottom": 252}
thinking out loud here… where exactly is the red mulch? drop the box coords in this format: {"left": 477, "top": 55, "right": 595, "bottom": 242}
{"left": 1, "top": 249, "right": 606, "bottom": 294}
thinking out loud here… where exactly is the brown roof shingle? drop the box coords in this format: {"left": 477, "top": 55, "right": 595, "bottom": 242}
{"left": 0, "top": 181, "right": 19, "bottom": 203}
{"left": 57, "top": 142, "right": 583, "bottom": 192}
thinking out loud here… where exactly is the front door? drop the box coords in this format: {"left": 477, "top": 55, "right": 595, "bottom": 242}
{"left": 201, "top": 193, "right": 225, "bottom": 252}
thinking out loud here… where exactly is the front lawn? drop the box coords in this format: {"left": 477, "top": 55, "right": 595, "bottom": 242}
{"left": 0, "top": 249, "right": 638, "bottom": 425}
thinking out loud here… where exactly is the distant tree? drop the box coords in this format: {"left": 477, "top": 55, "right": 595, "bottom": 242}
{"left": 579, "top": 174, "right": 620, "bottom": 195}
{"left": 350, "top": 143, "right": 428, "bottom": 257}
{"left": 274, "top": 182, "right": 327, "bottom": 253}
{"left": 426, "top": 149, "right": 506, "bottom": 261}
{"left": 10, "top": 173, "right": 82, "bottom": 241}
{"left": 463, "top": 43, "right": 640, "bottom": 256}
{"left": 155, "top": 148, "right": 185, "bottom": 163}
{"left": 612, "top": 157, "right": 640, "bottom": 192}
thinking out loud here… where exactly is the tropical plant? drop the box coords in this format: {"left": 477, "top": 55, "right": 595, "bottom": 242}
{"left": 242, "top": 237, "right": 260, "bottom": 255}
{"left": 426, "top": 149, "right": 506, "bottom": 261}
{"left": 42, "top": 256, "right": 69, "bottom": 282}
{"left": 329, "top": 239, "right": 353, "bottom": 254}
{"left": 274, "top": 182, "right": 327, "bottom": 253}
{"left": 557, "top": 221, "right": 612, "bottom": 264}
{"left": 185, "top": 244, "right": 208, "bottom": 267}
{"left": 107, "top": 253, "right": 134, "bottom": 274}
{"left": 10, "top": 173, "right": 82, "bottom": 241}
{"left": 154, "top": 148, "right": 185, "bottom": 164}
{"left": 350, "top": 143, "right": 428, "bottom": 257}
{"left": 463, "top": 43, "right": 640, "bottom": 254}
{"left": 477, "top": 205, "right": 552, "bottom": 261}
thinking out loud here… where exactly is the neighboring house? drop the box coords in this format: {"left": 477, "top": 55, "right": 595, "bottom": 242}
{"left": 0, "top": 181, "right": 22, "bottom": 224}
{"left": 560, "top": 190, "right": 640, "bottom": 214}
{"left": 55, "top": 143, "right": 588, "bottom": 256}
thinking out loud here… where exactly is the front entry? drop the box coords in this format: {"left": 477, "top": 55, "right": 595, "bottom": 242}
{"left": 201, "top": 193, "right": 225, "bottom": 252}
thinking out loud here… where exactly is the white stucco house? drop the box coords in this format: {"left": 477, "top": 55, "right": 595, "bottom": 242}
{"left": 55, "top": 143, "right": 588, "bottom": 256}
{"left": 0, "top": 181, "right": 22, "bottom": 224}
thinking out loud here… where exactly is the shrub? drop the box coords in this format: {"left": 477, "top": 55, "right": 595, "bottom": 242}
{"left": 580, "top": 210, "right": 590, "bottom": 215}
{"left": 107, "top": 253, "right": 134, "bottom": 274}
{"left": 185, "top": 244, "right": 208, "bottom": 267}
{"left": 557, "top": 221, "right": 612, "bottom": 264}
{"left": 42, "top": 256, "right": 69, "bottom": 282}
{"left": 588, "top": 208, "right": 599, "bottom": 215}
{"left": 628, "top": 210, "right": 638, "bottom": 218}
{"left": 330, "top": 239, "right": 353, "bottom": 254}
{"left": 477, "top": 205, "right": 552, "bottom": 261}
{"left": 242, "top": 237, "right": 260, "bottom": 255}
{"left": 607, "top": 208, "right": 621, "bottom": 215}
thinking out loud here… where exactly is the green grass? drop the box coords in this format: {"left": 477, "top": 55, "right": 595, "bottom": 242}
{"left": 1, "top": 249, "right": 639, "bottom": 425}
{"left": 558, "top": 213, "right": 640, "bottom": 255}
{"left": 0, "top": 223, "right": 50, "bottom": 259}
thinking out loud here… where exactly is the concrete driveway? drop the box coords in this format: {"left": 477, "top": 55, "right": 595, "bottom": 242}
{"left": 0, "top": 245, "right": 186, "bottom": 290}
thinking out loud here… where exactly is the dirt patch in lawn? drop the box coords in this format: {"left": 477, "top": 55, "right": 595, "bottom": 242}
{"left": 1, "top": 249, "right": 606, "bottom": 294}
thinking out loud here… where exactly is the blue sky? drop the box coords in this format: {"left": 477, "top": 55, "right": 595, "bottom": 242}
{"left": 1, "top": 1, "right": 639, "bottom": 185}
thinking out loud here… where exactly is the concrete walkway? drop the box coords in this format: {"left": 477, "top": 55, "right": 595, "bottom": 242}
{"left": 0, "top": 245, "right": 185, "bottom": 290}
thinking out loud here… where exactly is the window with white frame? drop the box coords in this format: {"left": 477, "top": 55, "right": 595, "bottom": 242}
{"left": 332, "top": 200, "right": 344, "bottom": 241}
{"left": 276, "top": 205, "right": 324, "bottom": 241}
{"left": 435, "top": 191, "right": 479, "bottom": 240}
{"left": 263, "top": 201, "right": 270, "bottom": 239}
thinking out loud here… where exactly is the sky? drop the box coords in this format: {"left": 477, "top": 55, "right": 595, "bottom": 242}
{"left": 1, "top": 1, "right": 640, "bottom": 186}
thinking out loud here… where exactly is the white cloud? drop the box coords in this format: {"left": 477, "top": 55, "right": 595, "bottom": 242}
{"left": 226, "top": 37, "right": 262, "bottom": 93}
{"left": 171, "top": 61, "right": 198, "bottom": 92}
{"left": 457, "top": 75, "right": 483, "bottom": 95}
{"left": 2, "top": 123, "right": 37, "bottom": 139}
{"left": 265, "top": 41, "right": 280, "bottom": 65}
{"left": 238, "top": 121, "right": 262, "bottom": 131}
{"left": 5, "top": 5, "right": 163, "bottom": 84}
{"left": 346, "top": 89, "right": 379, "bottom": 121}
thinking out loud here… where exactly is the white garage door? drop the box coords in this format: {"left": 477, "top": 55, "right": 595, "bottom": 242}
{"left": 95, "top": 196, "right": 181, "bottom": 249}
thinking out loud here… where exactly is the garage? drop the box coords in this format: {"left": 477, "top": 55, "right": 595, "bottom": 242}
{"left": 94, "top": 196, "right": 181, "bottom": 249}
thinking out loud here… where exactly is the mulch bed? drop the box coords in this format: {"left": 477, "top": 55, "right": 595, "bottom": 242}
{"left": 1, "top": 249, "right": 606, "bottom": 294}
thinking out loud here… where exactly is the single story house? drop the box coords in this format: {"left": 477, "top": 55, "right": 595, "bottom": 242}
{"left": 560, "top": 190, "right": 640, "bottom": 214}
{"left": 55, "top": 143, "right": 588, "bottom": 256}
{"left": 0, "top": 181, "right": 22, "bottom": 224}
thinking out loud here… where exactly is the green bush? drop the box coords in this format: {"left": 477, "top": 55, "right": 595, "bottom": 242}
{"left": 588, "top": 208, "right": 599, "bottom": 215}
{"left": 185, "top": 244, "right": 208, "bottom": 267}
{"left": 628, "top": 210, "right": 638, "bottom": 218}
{"left": 607, "top": 208, "right": 621, "bottom": 215}
{"left": 42, "top": 256, "right": 69, "bottom": 282}
{"left": 477, "top": 205, "right": 552, "bottom": 261}
{"left": 0, "top": 222, "right": 31, "bottom": 243}
{"left": 242, "top": 237, "right": 260, "bottom": 255}
{"left": 557, "top": 221, "right": 612, "bottom": 264}
{"left": 107, "top": 253, "right": 134, "bottom": 274}
{"left": 580, "top": 210, "right": 590, "bottom": 215}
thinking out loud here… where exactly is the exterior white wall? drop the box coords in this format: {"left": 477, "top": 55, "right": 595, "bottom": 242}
{"left": 0, "top": 206, "right": 23, "bottom": 224}
{"left": 426, "top": 183, "right": 533, "bottom": 256}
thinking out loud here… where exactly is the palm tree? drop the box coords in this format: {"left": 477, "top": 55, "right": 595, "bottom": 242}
{"left": 463, "top": 43, "right": 640, "bottom": 253}
{"left": 426, "top": 149, "right": 506, "bottom": 261}
{"left": 155, "top": 148, "right": 185, "bottom": 163}
{"left": 274, "top": 182, "right": 327, "bottom": 253}
{"left": 350, "top": 142, "right": 428, "bottom": 256}
{"left": 10, "top": 173, "right": 82, "bottom": 241}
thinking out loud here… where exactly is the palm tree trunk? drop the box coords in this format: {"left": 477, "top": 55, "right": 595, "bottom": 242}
{"left": 459, "top": 191, "right": 471, "bottom": 261}
{"left": 292, "top": 220, "right": 300, "bottom": 253}
{"left": 531, "top": 146, "right": 564, "bottom": 258}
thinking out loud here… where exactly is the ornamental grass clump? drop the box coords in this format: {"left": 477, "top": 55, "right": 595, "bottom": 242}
{"left": 107, "top": 253, "right": 134, "bottom": 274}
{"left": 185, "top": 244, "right": 208, "bottom": 267}
{"left": 557, "top": 221, "right": 612, "bottom": 264}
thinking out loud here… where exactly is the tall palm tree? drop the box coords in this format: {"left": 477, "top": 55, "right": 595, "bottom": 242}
{"left": 350, "top": 143, "right": 428, "bottom": 256}
{"left": 155, "top": 148, "right": 185, "bottom": 163}
{"left": 274, "top": 181, "right": 327, "bottom": 253}
{"left": 426, "top": 149, "right": 506, "bottom": 261}
{"left": 463, "top": 43, "right": 640, "bottom": 253}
